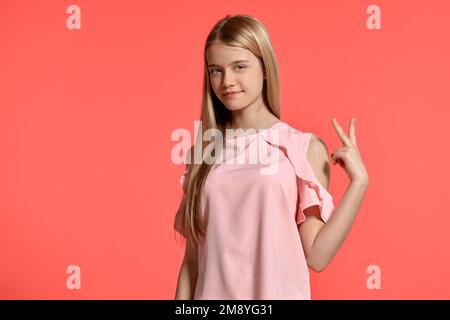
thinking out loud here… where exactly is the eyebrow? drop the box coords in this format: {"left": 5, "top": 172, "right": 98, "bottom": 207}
{"left": 207, "top": 60, "right": 250, "bottom": 68}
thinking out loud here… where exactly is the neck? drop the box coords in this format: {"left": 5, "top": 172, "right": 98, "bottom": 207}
{"left": 228, "top": 97, "right": 278, "bottom": 131}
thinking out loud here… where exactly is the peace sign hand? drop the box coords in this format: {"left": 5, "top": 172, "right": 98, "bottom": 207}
{"left": 331, "top": 117, "right": 369, "bottom": 185}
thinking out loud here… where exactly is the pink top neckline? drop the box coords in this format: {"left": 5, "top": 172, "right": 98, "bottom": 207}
{"left": 224, "top": 120, "right": 285, "bottom": 141}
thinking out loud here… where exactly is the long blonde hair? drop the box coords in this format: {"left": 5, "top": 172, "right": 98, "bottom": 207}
{"left": 175, "top": 14, "right": 281, "bottom": 247}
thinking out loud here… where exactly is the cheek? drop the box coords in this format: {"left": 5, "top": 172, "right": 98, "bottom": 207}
{"left": 209, "top": 80, "right": 219, "bottom": 94}
{"left": 243, "top": 73, "right": 263, "bottom": 90}
{"left": 212, "top": 78, "right": 223, "bottom": 89}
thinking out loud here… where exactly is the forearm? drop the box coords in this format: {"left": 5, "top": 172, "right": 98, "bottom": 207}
{"left": 308, "top": 178, "right": 369, "bottom": 271}
{"left": 175, "top": 261, "right": 198, "bottom": 300}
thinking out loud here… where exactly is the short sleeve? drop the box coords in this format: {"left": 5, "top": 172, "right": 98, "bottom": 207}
{"left": 259, "top": 125, "right": 335, "bottom": 226}
{"left": 173, "top": 168, "right": 189, "bottom": 238}
{"left": 179, "top": 168, "right": 188, "bottom": 193}
{"left": 295, "top": 133, "right": 335, "bottom": 225}
{"left": 296, "top": 175, "right": 335, "bottom": 225}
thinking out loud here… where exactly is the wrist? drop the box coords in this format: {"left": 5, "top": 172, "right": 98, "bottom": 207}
{"left": 350, "top": 176, "right": 369, "bottom": 188}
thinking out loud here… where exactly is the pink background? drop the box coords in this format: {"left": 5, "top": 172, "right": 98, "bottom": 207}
{"left": 1, "top": 0, "right": 449, "bottom": 299}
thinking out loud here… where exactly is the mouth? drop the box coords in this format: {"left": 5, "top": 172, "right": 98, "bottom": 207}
{"left": 224, "top": 91, "right": 243, "bottom": 98}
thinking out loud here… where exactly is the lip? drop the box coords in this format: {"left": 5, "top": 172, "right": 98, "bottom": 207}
{"left": 224, "top": 91, "right": 243, "bottom": 97}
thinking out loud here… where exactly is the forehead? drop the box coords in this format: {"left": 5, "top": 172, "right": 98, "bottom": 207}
{"left": 206, "top": 43, "right": 255, "bottom": 66}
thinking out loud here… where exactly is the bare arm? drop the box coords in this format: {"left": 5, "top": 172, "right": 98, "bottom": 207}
{"left": 299, "top": 132, "right": 369, "bottom": 272}
{"left": 175, "top": 151, "right": 198, "bottom": 299}
{"left": 174, "top": 238, "right": 198, "bottom": 299}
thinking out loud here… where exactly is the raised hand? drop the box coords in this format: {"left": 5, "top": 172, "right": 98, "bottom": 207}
{"left": 330, "top": 117, "right": 369, "bottom": 184}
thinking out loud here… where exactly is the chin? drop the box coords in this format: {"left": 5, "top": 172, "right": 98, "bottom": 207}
{"left": 224, "top": 103, "right": 247, "bottom": 112}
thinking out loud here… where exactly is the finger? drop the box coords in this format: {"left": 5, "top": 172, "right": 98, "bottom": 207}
{"left": 330, "top": 149, "right": 342, "bottom": 164}
{"left": 331, "top": 118, "right": 352, "bottom": 146}
{"left": 332, "top": 154, "right": 343, "bottom": 166}
{"left": 349, "top": 117, "right": 357, "bottom": 146}
{"left": 337, "top": 158, "right": 345, "bottom": 167}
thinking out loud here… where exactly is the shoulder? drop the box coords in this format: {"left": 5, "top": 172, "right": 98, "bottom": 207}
{"left": 306, "top": 132, "right": 331, "bottom": 190}
{"left": 278, "top": 121, "right": 328, "bottom": 155}
{"left": 272, "top": 122, "right": 331, "bottom": 189}
{"left": 308, "top": 132, "right": 330, "bottom": 157}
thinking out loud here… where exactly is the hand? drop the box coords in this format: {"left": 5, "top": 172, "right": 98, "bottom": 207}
{"left": 330, "top": 117, "right": 369, "bottom": 184}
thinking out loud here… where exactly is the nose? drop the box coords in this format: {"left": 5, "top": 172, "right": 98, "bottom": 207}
{"left": 223, "top": 70, "right": 236, "bottom": 86}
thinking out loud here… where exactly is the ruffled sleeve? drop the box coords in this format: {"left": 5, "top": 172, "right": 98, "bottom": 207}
{"left": 173, "top": 168, "right": 189, "bottom": 238}
{"left": 292, "top": 132, "right": 335, "bottom": 225}
{"left": 260, "top": 124, "right": 335, "bottom": 225}
{"left": 179, "top": 168, "right": 189, "bottom": 194}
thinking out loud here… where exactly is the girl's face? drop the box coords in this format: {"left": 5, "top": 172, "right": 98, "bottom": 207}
{"left": 206, "top": 42, "right": 266, "bottom": 112}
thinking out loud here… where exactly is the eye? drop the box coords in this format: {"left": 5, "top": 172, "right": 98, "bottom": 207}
{"left": 209, "top": 65, "right": 247, "bottom": 75}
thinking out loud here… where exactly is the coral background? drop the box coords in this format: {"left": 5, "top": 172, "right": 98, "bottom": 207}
{"left": 1, "top": 0, "right": 449, "bottom": 299}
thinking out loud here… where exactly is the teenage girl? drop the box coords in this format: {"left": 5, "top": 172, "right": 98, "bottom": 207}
{"left": 174, "top": 14, "right": 369, "bottom": 300}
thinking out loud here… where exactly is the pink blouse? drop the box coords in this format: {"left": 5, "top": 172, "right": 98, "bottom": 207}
{"left": 174, "top": 121, "right": 335, "bottom": 300}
